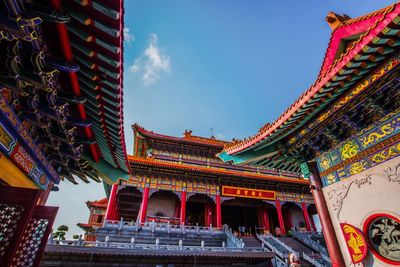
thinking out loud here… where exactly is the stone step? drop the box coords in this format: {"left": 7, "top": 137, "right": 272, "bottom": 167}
{"left": 240, "top": 236, "right": 262, "bottom": 247}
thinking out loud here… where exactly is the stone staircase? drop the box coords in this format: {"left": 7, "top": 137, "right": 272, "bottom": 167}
{"left": 240, "top": 236, "right": 262, "bottom": 248}
{"left": 278, "top": 237, "right": 330, "bottom": 267}
{"left": 278, "top": 237, "right": 314, "bottom": 255}
{"left": 96, "top": 222, "right": 226, "bottom": 247}
{"left": 291, "top": 229, "right": 332, "bottom": 266}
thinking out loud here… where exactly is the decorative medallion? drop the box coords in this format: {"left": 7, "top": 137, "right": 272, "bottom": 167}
{"left": 364, "top": 214, "right": 400, "bottom": 265}
{"left": 340, "top": 223, "right": 368, "bottom": 264}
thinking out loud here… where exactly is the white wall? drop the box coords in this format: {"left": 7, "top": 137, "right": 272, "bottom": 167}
{"left": 147, "top": 194, "right": 177, "bottom": 218}
{"left": 322, "top": 156, "right": 400, "bottom": 267}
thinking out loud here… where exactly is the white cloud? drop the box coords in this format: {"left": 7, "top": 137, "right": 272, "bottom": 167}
{"left": 124, "top": 27, "right": 135, "bottom": 43}
{"left": 214, "top": 132, "right": 226, "bottom": 140}
{"left": 129, "top": 33, "right": 170, "bottom": 86}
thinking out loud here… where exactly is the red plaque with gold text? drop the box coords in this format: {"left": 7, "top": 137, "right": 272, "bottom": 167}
{"left": 222, "top": 186, "right": 276, "bottom": 200}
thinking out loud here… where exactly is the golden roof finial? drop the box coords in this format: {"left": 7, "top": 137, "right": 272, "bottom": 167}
{"left": 326, "top": 12, "right": 351, "bottom": 31}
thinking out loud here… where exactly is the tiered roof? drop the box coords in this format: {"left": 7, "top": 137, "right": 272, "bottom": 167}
{"left": 133, "top": 124, "right": 229, "bottom": 149}
{"left": 128, "top": 155, "right": 308, "bottom": 185}
{"left": 57, "top": 0, "right": 129, "bottom": 173}
{"left": 220, "top": 3, "right": 400, "bottom": 166}
{"left": 0, "top": 0, "right": 129, "bottom": 186}
{"left": 86, "top": 197, "right": 108, "bottom": 209}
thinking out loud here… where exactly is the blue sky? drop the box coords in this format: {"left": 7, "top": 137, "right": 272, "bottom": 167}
{"left": 48, "top": 0, "right": 396, "bottom": 237}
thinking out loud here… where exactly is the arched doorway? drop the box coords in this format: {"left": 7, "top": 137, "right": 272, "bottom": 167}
{"left": 147, "top": 190, "right": 180, "bottom": 223}
{"left": 186, "top": 194, "right": 215, "bottom": 226}
{"left": 117, "top": 186, "right": 142, "bottom": 222}
{"left": 282, "top": 202, "right": 305, "bottom": 232}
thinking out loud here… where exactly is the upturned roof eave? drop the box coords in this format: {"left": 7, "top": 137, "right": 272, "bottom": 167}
{"left": 222, "top": 3, "right": 400, "bottom": 157}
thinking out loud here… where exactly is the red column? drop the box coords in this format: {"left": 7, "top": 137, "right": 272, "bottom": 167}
{"left": 262, "top": 208, "right": 270, "bottom": 233}
{"left": 309, "top": 164, "right": 345, "bottom": 267}
{"left": 275, "top": 200, "right": 286, "bottom": 236}
{"left": 174, "top": 199, "right": 180, "bottom": 219}
{"left": 301, "top": 202, "right": 312, "bottom": 231}
{"left": 180, "top": 191, "right": 187, "bottom": 225}
{"left": 204, "top": 203, "right": 210, "bottom": 226}
{"left": 139, "top": 186, "right": 150, "bottom": 224}
{"left": 216, "top": 194, "right": 222, "bottom": 228}
{"left": 105, "top": 184, "right": 118, "bottom": 221}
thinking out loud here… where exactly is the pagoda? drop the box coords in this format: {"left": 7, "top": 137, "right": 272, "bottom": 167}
{"left": 220, "top": 3, "right": 400, "bottom": 267}
{"left": 77, "top": 198, "right": 107, "bottom": 241}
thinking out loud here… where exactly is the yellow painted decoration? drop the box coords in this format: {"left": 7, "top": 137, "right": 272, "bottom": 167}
{"left": 0, "top": 152, "right": 38, "bottom": 189}
{"left": 0, "top": 124, "right": 14, "bottom": 150}
{"left": 360, "top": 119, "right": 399, "bottom": 148}
{"left": 340, "top": 140, "right": 360, "bottom": 160}
{"left": 370, "top": 143, "right": 400, "bottom": 163}
{"left": 349, "top": 161, "right": 368, "bottom": 175}
{"left": 326, "top": 173, "right": 337, "bottom": 185}
{"left": 340, "top": 223, "right": 367, "bottom": 264}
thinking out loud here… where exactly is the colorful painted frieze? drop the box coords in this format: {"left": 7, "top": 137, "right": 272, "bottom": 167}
{"left": 128, "top": 175, "right": 218, "bottom": 196}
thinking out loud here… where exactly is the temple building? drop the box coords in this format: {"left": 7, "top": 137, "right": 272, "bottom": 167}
{"left": 101, "top": 124, "right": 318, "bottom": 236}
{"left": 220, "top": 3, "right": 400, "bottom": 267}
{"left": 0, "top": 0, "right": 129, "bottom": 266}
{"left": 77, "top": 198, "right": 107, "bottom": 241}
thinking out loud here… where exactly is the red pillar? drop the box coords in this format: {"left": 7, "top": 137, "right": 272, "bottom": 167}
{"left": 309, "top": 164, "right": 345, "bottom": 267}
{"left": 174, "top": 199, "right": 180, "bottom": 219}
{"left": 180, "top": 191, "right": 187, "bottom": 225}
{"left": 301, "top": 202, "right": 312, "bottom": 231}
{"left": 105, "top": 184, "right": 118, "bottom": 221}
{"left": 139, "top": 186, "right": 150, "bottom": 224}
{"left": 276, "top": 200, "right": 286, "bottom": 236}
{"left": 216, "top": 194, "right": 222, "bottom": 228}
{"left": 204, "top": 203, "right": 211, "bottom": 226}
{"left": 262, "top": 208, "right": 270, "bottom": 233}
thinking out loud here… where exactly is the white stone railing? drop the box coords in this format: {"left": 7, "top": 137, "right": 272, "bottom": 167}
{"left": 274, "top": 256, "right": 288, "bottom": 267}
{"left": 291, "top": 228, "right": 330, "bottom": 258}
{"left": 302, "top": 252, "right": 328, "bottom": 267}
{"left": 223, "top": 225, "right": 243, "bottom": 248}
{"left": 256, "top": 234, "right": 290, "bottom": 259}
{"left": 102, "top": 219, "right": 223, "bottom": 234}
{"left": 269, "top": 235, "right": 299, "bottom": 258}
{"left": 47, "top": 235, "right": 266, "bottom": 252}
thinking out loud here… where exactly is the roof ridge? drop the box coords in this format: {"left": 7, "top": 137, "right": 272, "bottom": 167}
{"left": 128, "top": 155, "right": 306, "bottom": 184}
{"left": 133, "top": 123, "right": 230, "bottom": 147}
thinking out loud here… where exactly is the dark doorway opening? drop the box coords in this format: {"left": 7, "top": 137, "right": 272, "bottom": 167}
{"left": 186, "top": 202, "right": 204, "bottom": 226}
{"left": 222, "top": 205, "right": 259, "bottom": 236}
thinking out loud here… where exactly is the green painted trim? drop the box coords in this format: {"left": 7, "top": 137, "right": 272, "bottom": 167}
{"left": 84, "top": 157, "right": 129, "bottom": 184}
